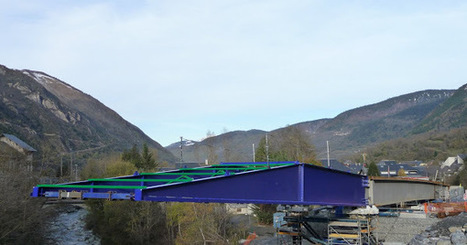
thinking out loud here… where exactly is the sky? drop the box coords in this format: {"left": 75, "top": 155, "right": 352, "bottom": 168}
{"left": 1, "top": 1, "right": 467, "bottom": 146}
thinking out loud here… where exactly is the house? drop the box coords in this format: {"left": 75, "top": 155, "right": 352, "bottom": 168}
{"left": 441, "top": 155, "right": 465, "bottom": 168}
{"left": 401, "top": 160, "right": 428, "bottom": 177}
{"left": 346, "top": 162, "right": 367, "bottom": 175}
{"left": 376, "top": 160, "right": 397, "bottom": 176}
{"left": 320, "top": 159, "right": 352, "bottom": 173}
{"left": 0, "top": 133, "right": 36, "bottom": 162}
{"left": 401, "top": 160, "right": 423, "bottom": 167}
{"left": 376, "top": 160, "right": 421, "bottom": 178}
{"left": 440, "top": 154, "right": 466, "bottom": 177}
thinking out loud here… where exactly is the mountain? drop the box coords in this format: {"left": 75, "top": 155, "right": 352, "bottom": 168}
{"left": 306, "top": 89, "right": 456, "bottom": 158}
{"left": 167, "top": 88, "right": 462, "bottom": 162}
{"left": 166, "top": 129, "right": 267, "bottom": 163}
{"left": 0, "top": 65, "right": 176, "bottom": 163}
{"left": 165, "top": 119, "right": 330, "bottom": 164}
{"left": 3, "top": 63, "right": 463, "bottom": 166}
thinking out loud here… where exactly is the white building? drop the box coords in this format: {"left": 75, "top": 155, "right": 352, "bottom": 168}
{"left": 225, "top": 203, "right": 254, "bottom": 215}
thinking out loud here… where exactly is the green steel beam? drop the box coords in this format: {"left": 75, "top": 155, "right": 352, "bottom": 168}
{"left": 141, "top": 172, "right": 224, "bottom": 176}
{"left": 211, "top": 163, "right": 294, "bottom": 167}
{"left": 179, "top": 167, "right": 268, "bottom": 171}
{"left": 88, "top": 178, "right": 193, "bottom": 183}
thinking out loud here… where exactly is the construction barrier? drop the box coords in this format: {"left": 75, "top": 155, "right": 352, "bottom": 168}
{"left": 242, "top": 232, "right": 257, "bottom": 245}
{"left": 424, "top": 202, "right": 467, "bottom": 218}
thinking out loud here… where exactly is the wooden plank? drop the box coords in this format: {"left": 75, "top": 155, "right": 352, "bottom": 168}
{"left": 328, "top": 233, "right": 359, "bottom": 239}
{"left": 329, "top": 221, "right": 359, "bottom": 227}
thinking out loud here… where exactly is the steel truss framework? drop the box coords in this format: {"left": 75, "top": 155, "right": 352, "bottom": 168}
{"left": 32, "top": 162, "right": 369, "bottom": 207}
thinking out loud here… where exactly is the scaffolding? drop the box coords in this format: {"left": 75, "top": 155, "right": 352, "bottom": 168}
{"left": 327, "top": 218, "right": 377, "bottom": 245}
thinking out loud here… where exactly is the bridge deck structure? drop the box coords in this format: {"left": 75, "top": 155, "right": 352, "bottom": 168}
{"left": 32, "top": 161, "right": 448, "bottom": 207}
{"left": 32, "top": 162, "right": 369, "bottom": 207}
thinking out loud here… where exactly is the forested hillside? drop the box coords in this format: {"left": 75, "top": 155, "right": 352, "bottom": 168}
{"left": 350, "top": 127, "right": 467, "bottom": 163}
{"left": 413, "top": 84, "right": 467, "bottom": 134}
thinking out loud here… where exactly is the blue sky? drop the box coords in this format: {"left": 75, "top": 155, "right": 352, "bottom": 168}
{"left": 1, "top": 1, "right": 467, "bottom": 146}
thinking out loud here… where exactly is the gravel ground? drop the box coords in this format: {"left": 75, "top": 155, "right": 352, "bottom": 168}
{"left": 373, "top": 214, "right": 439, "bottom": 244}
{"left": 373, "top": 212, "right": 467, "bottom": 245}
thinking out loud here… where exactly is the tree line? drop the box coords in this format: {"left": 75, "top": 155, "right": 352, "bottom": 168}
{"left": 350, "top": 127, "right": 467, "bottom": 164}
{"left": 0, "top": 148, "right": 51, "bottom": 244}
{"left": 82, "top": 143, "right": 247, "bottom": 245}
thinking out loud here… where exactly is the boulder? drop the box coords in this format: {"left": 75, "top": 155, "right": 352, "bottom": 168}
{"left": 448, "top": 226, "right": 462, "bottom": 233}
{"left": 450, "top": 230, "right": 466, "bottom": 245}
{"left": 436, "top": 238, "right": 451, "bottom": 245}
{"left": 409, "top": 234, "right": 431, "bottom": 245}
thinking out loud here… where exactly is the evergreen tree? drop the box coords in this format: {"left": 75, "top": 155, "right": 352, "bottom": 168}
{"left": 367, "top": 162, "right": 380, "bottom": 176}
{"left": 122, "top": 144, "right": 142, "bottom": 167}
{"left": 140, "top": 143, "right": 157, "bottom": 170}
{"left": 254, "top": 137, "right": 267, "bottom": 162}
{"left": 251, "top": 204, "right": 276, "bottom": 225}
{"left": 121, "top": 144, "right": 158, "bottom": 171}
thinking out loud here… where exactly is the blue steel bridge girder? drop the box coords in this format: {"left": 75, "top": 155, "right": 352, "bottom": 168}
{"left": 32, "top": 162, "right": 369, "bottom": 207}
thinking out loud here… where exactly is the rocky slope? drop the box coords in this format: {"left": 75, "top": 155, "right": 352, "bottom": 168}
{"left": 0, "top": 65, "right": 175, "bottom": 163}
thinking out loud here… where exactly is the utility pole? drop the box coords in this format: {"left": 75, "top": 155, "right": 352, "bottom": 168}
{"left": 70, "top": 152, "right": 73, "bottom": 178}
{"left": 180, "top": 136, "right": 184, "bottom": 163}
{"left": 75, "top": 164, "right": 78, "bottom": 181}
{"left": 252, "top": 144, "right": 255, "bottom": 162}
{"left": 266, "top": 134, "right": 270, "bottom": 168}
{"left": 326, "top": 141, "right": 330, "bottom": 168}
{"left": 60, "top": 154, "right": 63, "bottom": 177}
